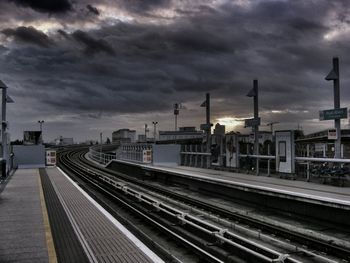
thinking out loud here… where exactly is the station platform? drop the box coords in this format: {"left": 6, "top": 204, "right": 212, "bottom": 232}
{"left": 0, "top": 168, "right": 164, "bottom": 263}
{"left": 108, "top": 159, "right": 350, "bottom": 210}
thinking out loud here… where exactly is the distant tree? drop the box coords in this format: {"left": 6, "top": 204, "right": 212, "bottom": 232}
{"left": 95, "top": 141, "right": 99, "bottom": 145}
{"left": 106, "top": 137, "right": 111, "bottom": 144}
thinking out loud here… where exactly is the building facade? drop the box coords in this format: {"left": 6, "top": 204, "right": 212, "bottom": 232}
{"left": 112, "top": 129, "right": 136, "bottom": 144}
{"left": 158, "top": 127, "right": 203, "bottom": 141}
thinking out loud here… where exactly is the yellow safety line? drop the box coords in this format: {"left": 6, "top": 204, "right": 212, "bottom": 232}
{"left": 38, "top": 170, "right": 58, "bottom": 263}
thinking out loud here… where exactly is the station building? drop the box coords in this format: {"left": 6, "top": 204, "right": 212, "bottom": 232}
{"left": 112, "top": 129, "right": 136, "bottom": 144}
{"left": 295, "top": 129, "right": 350, "bottom": 158}
{"left": 158, "top": 126, "right": 203, "bottom": 142}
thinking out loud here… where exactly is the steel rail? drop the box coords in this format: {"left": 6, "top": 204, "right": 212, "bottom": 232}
{"left": 58, "top": 149, "right": 297, "bottom": 262}
{"left": 59, "top": 148, "right": 349, "bottom": 262}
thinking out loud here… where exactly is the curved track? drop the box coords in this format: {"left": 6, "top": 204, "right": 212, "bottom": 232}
{"left": 58, "top": 147, "right": 350, "bottom": 263}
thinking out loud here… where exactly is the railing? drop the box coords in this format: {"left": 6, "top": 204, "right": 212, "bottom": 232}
{"left": 295, "top": 156, "right": 350, "bottom": 183}
{"left": 239, "top": 153, "right": 350, "bottom": 183}
{"left": 181, "top": 144, "right": 211, "bottom": 168}
{"left": 119, "top": 143, "right": 153, "bottom": 163}
{"left": 88, "top": 143, "right": 153, "bottom": 165}
{"left": 240, "top": 154, "right": 275, "bottom": 176}
{"left": 89, "top": 146, "right": 117, "bottom": 165}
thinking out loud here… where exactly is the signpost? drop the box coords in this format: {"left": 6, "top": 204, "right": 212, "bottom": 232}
{"left": 319, "top": 108, "right": 347, "bottom": 121}
{"left": 328, "top": 129, "right": 337, "bottom": 140}
{"left": 200, "top": 123, "right": 212, "bottom": 131}
{"left": 325, "top": 57, "right": 341, "bottom": 158}
{"left": 244, "top": 117, "right": 261, "bottom": 128}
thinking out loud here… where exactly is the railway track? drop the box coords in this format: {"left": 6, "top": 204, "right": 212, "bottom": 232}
{"left": 58, "top": 147, "right": 349, "bottom": 263}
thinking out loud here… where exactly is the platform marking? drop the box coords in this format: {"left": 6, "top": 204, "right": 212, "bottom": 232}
{"left": 49, "top": 171, "right": 98, "bottom": 263}
{"left": 57, "top": 167, "right": 165, "bottom": 263}
{"left": 38, "top": 171, "right": 58, "bottom": 263}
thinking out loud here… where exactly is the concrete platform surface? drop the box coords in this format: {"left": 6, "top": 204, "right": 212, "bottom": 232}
{"left": 0, "top": 167, "right": 165, "bottom": 263}
{"left": 0, "top": 169, "right": 49, "bottom": 263}
{"left": 48, "top": 167, "right": 163, "bottom": 263}
{"left": 111, "top": 159, "right": 350, "bottom": 208}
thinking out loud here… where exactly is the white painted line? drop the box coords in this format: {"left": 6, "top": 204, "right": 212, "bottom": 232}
{"left": 49, "top": 174, "right": 98, "bottom": 263}
{"left": 57, "top": 167, "right": 165, "bottom": 263}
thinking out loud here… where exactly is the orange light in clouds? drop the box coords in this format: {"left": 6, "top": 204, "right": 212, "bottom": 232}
{"left": 216, "top": 117, "right": 245, "bottom": 131}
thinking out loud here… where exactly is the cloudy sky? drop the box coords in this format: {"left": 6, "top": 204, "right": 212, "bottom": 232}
{"left": 1, "top": 0, "right": 350, "bottom": 142}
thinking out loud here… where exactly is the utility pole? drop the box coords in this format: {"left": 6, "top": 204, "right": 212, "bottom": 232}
{"left": 325, "top": 57, "right": 341, "bottom": 159}
{"left": 247, "top": 79, "right": 260, "bottom": 175}
{"left": 152, "top": 121, "right": 158, "bottom": 143}
{"left": 206, "top": 93, "right": 211, "bottom": 168}
{"left": 200, "top": 93, "right": 212, "bottom": 168}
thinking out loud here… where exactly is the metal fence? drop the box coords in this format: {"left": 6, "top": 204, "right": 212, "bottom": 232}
{"left": 119, "top": 143, "right": 152, "bottom": 163}
{"left": 180, "top": 144, "right": 211, "bottom": 168}
{"left": 89, "top": 146, "right": 117, "bottom": 165}
{"left": 88, "top": 143, "right": 153, "bottom": 165}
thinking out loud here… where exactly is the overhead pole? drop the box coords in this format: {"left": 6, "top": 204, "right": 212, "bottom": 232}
{"left": 325, "top": 57, "right": 341, "bottom": 159}
{"left": 246, "top": 80, "right": 259, "bottom": 175}
{"left": 205, "top": 93, "right": 211, "bottom": 168}
{"left": 253, "top": 80, "right": 259, "bottom": 159}
{"left": 174, "top": 103, "right": 179, "bottom": 131}
{"left": 200, "top": 93, "right": 211, "bottom": 168}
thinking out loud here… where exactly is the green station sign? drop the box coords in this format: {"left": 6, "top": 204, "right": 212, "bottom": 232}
{"left": 319, "top": 107, "right": 348, "bottom": 121}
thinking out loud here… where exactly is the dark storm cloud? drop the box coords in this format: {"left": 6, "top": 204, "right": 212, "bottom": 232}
{"left": 71, "top": 30, "right": 115, "bottom": 56}
{"left": 9, "top": 0, "right": 72, "bottom": 13}
{"left": 3, "top": 0, "right": 350, "bottom": 140}
{"left": 2, "top": 26, "right": 53, "bottom": 48}
{"left": 117, "top": 0, "right": 172, "bottom": 14}
{"left": 86, "top": 4, "right": 99, "bottom": 16}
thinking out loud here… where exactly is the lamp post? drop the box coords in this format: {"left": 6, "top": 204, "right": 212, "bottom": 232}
{"left": 247, "top": 79, "right": 260, "bottom": 175}
{"left": 38, "top": 120, "right": 44, "bottom": 143}
{"left": 174, "top": 103, "right": 180, "bottom": 131}
{"left": 0, "top": 80, "right": 14, "bottom": 177}
{"left": 200, "top": 93, "right": 212, "bottom": 168}
{"left": 152, "top": 121, "right": 158, "bottom": 143}
{"left": 325, "top": 57, "right": 341, "bottom": 159}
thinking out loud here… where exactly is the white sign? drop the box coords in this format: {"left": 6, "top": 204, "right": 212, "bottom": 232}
{"left": 328, "top": 129, "right": 337, "bottom": 140}
{"left": 142, "top": 150, "right": 152, "bottom": 163}
{"left": 244, "top": 117, "right": 261, "bottom": 127}
{"left": 46, "top": 150, "right": 57, "bottom": 166}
